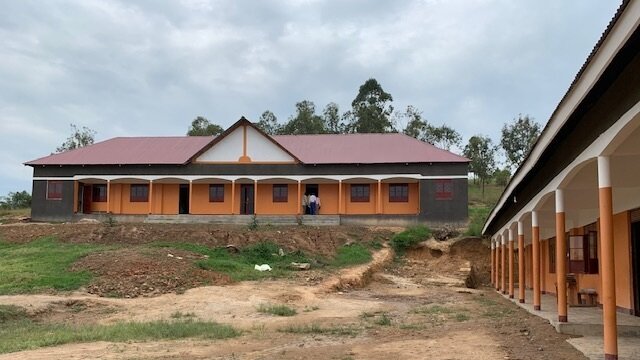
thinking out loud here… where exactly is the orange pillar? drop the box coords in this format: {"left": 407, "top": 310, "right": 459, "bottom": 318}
{"left": 231, "top": 181, "right": 236, "bottom": 215}
{"left": 532, "top": 210, "right": 541, "bottom": 311}
{"left": 491, "top": 241, "right": 495, "bottom": 288}
{"left": 297, "top": 181, "right": 302, "bottom": 215}
{"left": 338, "top": 181, "right": 343, "bottom": 214}
{"left": 495, "top": 238, "right": 501, "bottom": 291}
{"left": 501, "top": 236, "right": 507, "bottom": 294}
{"left": 598, "top": 156, "right": 617, "bottom": 359}
{"left": 106, "top": 180, "right": 111, "bottom": 214}
{"left": 188, "top": 181, "right": 193, "bottom": 215}
{"left": 509, "top": 228, "right": 515, "bottom": 299}
{"left": 518, "top": 221, "right": 525, "bottom": 303}
{"left": 377, "top": 180, "right": 382, "bottom": 214}
{"left": 148, "top": 181, "right": 153, "bottom": 214}
{"left": 555, "top": 189, "right": 568, "bottom": 322}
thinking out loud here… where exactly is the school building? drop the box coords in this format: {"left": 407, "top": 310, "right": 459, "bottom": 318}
{"left": 484, "top": 1, "right": 640, "bottom": 359}
{"left": 26, "top": 118, "right": 469, "bottom": 225}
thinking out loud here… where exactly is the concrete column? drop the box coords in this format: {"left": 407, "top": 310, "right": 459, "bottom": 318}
{"left": 230, "top": 181, "right": 235, "bottom": 215}
{"left": 188, "top": 181, "right": 193, "bottom": 215}
{"left": 491, "top": 239, "right": 496, "bottom": 286}
{"left": 297, "top": 181, "right": 302, "bottom": 215}
{"left": 106, "top": 180, "right": 111, "bottom": 214}
{"left": 254, "top": 180, "right": 258, "bottom": 215}
{"left": 556, "top": 188, "right": 568, "bottom": 323}
{"left": 518, "top": 221, "right": 525, "bottom": 303}
{"left": 148, "top": 181, "right": 153, "bottom": 214}
{"left": 598, "top": 156, "right": 618, "bottom": 359}
{"left": 509, "top": 228, "right": 515, "bottom": 299}
{"left": 501, "top": 234, "right": 507, "bottom": 294}
{"left": 377, "top": 180, "right": 382, "bottom": 214}
{"left": 338, "top": 180, "right": 343, "bottom": 214}
{"left": 532, "top": 210, "right": 541, "bottom": 311}
{"left": 495, "top": 237, "right": 501, "bottom": 291}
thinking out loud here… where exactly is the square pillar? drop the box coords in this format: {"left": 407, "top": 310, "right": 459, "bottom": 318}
{"left": 148, "top": 180, "right": 153, "bottom": 215}
{"left": 230, "top": 181, "right": 236, "bottom": 215}
{"left": 106, "top": 180, "right": 111, "bottom": 214}
{"left": 338, "top": 180, "right": 343, "bottom": 214}
{"left": 188, "top": 180, "right": 193, "bottom": 215}
{"left": 376, "top": 180, "right": 382, "bottom": 214}
{"left": 297, "top": 181, "right": 302, "bottom": 215}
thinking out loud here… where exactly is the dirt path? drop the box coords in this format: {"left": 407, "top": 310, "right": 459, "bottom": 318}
{"left": 0, "top": 251, "right": 586, "bottom": 360}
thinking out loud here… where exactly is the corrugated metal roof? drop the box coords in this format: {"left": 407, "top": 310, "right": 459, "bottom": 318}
{"left": 273, "top": 133, "right": 468, "bottom": 164}
{"left": 25, "top": 136, "right": 214, "bottom": 165}
{"left": 26, "top": 132, "right": 467, "bottom": 166}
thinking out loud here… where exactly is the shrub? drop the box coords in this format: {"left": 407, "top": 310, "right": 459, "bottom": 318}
{"left": 466, "top": 207, "right": 490, "bottom": 237}
{"left": 257, "top": 304, "right": 297, "bottom": 317}
{"left": 390, "top": 225, "right": 431, "bottom": 254}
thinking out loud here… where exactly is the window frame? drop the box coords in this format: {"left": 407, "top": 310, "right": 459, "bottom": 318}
{"left": 209, "top": 184, "right": 225, "bottom": 203}
{"left": 46, "top": 180, "right": 63, "bottom": 200}
{"left": 130, "top": 184, "right": 149, "bottom": 203}
{"left": 92, "top": 184, "right": 107, "bottom": 203}
{"left": 435, "top": 179, "right": 453, "bottom": 200}
{"left": 389, "top": 183, "right": 409, "bottom": 202}
{"left": 350, "top": 184, "right": 370, "bottom": 202}
{"left": 568, "top": 235, "right": 586, "bottom": 273}
{"left": 272, "top": 184, "right": 288, "bottom": 203}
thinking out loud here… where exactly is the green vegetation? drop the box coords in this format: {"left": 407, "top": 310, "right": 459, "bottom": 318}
{"left": 468, "top": 182, "right": 504, "bottom": 207}
{"left": 473, "top": 295, "right": 515, "bottom": 319}
{"left": 0, "top": 207, "right": 31, "bottom": 218}
{"left": 390, "top": 225, "right": 431, "bottom": 254}
{"left": 257, "top": 304, "right": 297, "bottom": 317}
{"left": 279, "top": 323, "right": 360, "bottom": 337}
{"left": 154, "top": 241, "right": 310, "bottom": 281}
{"left": 0, "top": 305, "right": 28, "bottom": 323}
{"left": 454, "top": 313, "right": 470, "bottom": 322}
{"left": 411, "top": 305, "right": 453, "bottom": 315}
{"left": 373, "top": 313, "right": 392, "bottom": 326}
{"left": 466, "top": 206, "right": 491, "bottom": 237}
{"left": 0, "top": 238, "right": 107, "bottom": 295}
{"left": 329, "top": 244, "right": 372, "bottom": 267}
{"left": 170, "top": 311, "right": 196, "bottom": 319}
{"left": 0, "top": 318, "right": 239, "bottom": 354}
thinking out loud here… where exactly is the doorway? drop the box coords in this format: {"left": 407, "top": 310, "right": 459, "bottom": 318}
{"left": 179, "top": 184, "right": 189, "bottom": 214}
{"left": 240, "top": 184, "right": 255, "bottom": 215}
{"left": 631, "top": 220, "right": 640, "bottom": 316}
{"left": 82, "top": 185, "right": 92, "bottom": 214}
{"left": 305, "top": 184, "right": 319, "bottom": 215}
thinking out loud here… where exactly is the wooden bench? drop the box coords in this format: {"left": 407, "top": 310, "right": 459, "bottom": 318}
{"left": 577, "top": 288, "right": 598, "bottom": 306}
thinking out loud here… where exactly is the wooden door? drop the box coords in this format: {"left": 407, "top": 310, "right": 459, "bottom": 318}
{"left": 82, "top": 185, "right": 92, "bottom": 214}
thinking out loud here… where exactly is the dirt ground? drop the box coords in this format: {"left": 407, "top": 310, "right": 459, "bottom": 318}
{"left": 0, "top": 224, "right": 587, "bottom": 360}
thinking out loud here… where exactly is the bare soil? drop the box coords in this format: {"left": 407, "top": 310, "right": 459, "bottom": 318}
{"left": 0, "top": 224, "right": 586, "bottom": 359}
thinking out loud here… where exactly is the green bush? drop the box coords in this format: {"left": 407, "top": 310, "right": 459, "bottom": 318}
{"left": 390, "top": 226, "right": 431, "bottom": 254}
{"left": 466, "top": 206, "right": 490, "bottom": 236}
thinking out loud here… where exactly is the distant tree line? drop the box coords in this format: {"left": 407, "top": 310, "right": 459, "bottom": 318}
{"left": 0, "top": 191, "right": 31, "bottom": 209}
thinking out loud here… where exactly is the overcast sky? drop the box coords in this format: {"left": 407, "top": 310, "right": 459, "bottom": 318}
{"left": 0, "top": 0, "right": 622, "bottom": 196}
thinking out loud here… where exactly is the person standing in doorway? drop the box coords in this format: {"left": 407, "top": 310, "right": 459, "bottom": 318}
{"left": 315, "top": 195, "right": 321, "bottom": 215}
{"left": 309, "top": 193, "right": 317, "bottom": 215}
{"left": 302, "top": 193, "right": 309, "bottom": 215}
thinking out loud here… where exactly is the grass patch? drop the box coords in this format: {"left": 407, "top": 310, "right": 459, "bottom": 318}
{"left": 0, "top": 237, "right": 108, "bottom": 295}
{"left": 411, "top": 305, "right": 453, "bottom": 315}
{"left": 466, "top": 206, "right": 490, "bottom": 237}
{"left": 454, "top": 313, "right": 470, "bottom": 322}
{"left": 373, "top": 313, "right": 392, "bottom": 326}
{"left": 473, "top": 295, "right": 514, "bottom": 319}
{"left": 468, "top": 182, "right": 504, "bottom": 207}
{"left": 0, "top": 305, "right": 28, "bottom": 323}
{"left": 170, "top": 311, "right": 196, "bottom": 319}
{"left": 279, "top": 323, "right": 360, "bottom": 337}
{"left": 0, "top": 318, "right": 239, "bottom": 354}
{"left": 154, "top": 241, "right": 310, "bottom": 281}
{"left": 329, "top": 244, "right": 372, "bottom": 267}
{"left": 390, "top": 225, "right": 431, "bottom": 254}
{"left": 257, "top": 303, "right": 297, "bottom": 317}
{"left": 0, "top": 208, "right": 31, "bottom": 218}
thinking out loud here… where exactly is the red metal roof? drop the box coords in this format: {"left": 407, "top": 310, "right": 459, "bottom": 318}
{"left": 25, "top": 136, "right": 214, "bottom": 165}
{"left": 26, "top": 133, "right": 467, "bottom": 166}
{"left": 273, "top": 133, "right": 468, "bottom": 164}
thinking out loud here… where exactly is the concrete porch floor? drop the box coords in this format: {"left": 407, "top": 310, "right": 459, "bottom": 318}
{"left": 499, "top": 288, "right": 640, "bottom": 360}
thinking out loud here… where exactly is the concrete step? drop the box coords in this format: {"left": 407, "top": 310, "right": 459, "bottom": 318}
{"left": 144, "top": 214, "right": 341, "bottom": 226}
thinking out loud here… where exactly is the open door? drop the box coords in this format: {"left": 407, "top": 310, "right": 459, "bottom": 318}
{"left": 82, "top": 185, "right": 92, "bottom": 214}
{"left": 240, "top": 184, "right": 254, "bottom": 215}
{"left": 179, "top": 184, "right": 189, "bottom": 214}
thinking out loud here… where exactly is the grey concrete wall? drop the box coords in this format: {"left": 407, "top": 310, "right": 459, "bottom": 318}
{"left": 419, "top": 178, "right": 468, "bottom": 223}
{"left": 31, "top": 180, "right": 74, "bottom": 222}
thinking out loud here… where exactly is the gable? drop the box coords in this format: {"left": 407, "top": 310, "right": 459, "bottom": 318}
{"left": 195, "top": 122, "right": 296, "bottom": 163}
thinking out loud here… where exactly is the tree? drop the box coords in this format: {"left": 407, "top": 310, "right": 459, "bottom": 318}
{"left": 424, "top": 124, "right": 462, "bottom": 151}
{"left": 500, "top": 114, "right": 541, "bottom": 170}
{"left": 0, "top": 191, "right": 31, "bottom": 209}
{"left": 56, "top": 124, "right": 96, "bottom": 153}
{"left": 256, "top": 110, "right": 281, "bottom": 135}
{"left": 463, "top": 135, "right": 497, "bottom": 199}
{"left": 401, "top": 105, "right": 427, "bottom": 139}
{"left": 323, "top": 102, "right": 344, "bottom": 134}
{"left": 348, "top": 78, "right": 395, "bottom": 133}
{"left": 492, "top": 168, "right": 511, "bottom": 187}
{"left": 281, "top": 100, "right": 326, "bottom": 135}
{"left": 187, "top": 116, "right": 224, "bottom": 136}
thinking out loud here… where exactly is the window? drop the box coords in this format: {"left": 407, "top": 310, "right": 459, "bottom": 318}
{"left": 569, "top": 235, "right": 585, "bottom": 273}
{"left": 130, "top": 184, "right": 149, "bottom": 202}
{"left": 47, "top": 181, "right": 63, "bottom": 200}
{"left": 272, "top": 184, "right": 288, "bottom": 202}
{"left": 549, "top": 237, "right": 556, "bottom": 273}
{"left": 92, "top": 184, "right": 107, "bottom": 202}
{"left": 209, "top": 184, "right": 225, "bottom": 202}
{"left": 586, "top": 231, "right": 599, "bottom": 274}
{"left": 351, "top": 184, "right": 370, "bottom": 202}
{"left": 389, "top": 183, "right": 409, "bottom": 202}
{"left": 435, "top": 179, "right": 453, "bottom": 200}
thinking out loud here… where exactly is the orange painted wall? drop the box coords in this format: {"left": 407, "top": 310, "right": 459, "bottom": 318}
{"left": 318, "top": 184, "right": 339, "bottom": 215}
{"left": 613, "top": 211, "right": 632, "bottom": 310}
{"left": 525, "top": 245, "right": 533, "bottom": 289}
{"left": 255, "top": 184, "right": 298, "bottom": 215}
{"left": 541, "top": 239, "right": 556, "bottom": 295}
{"left": 191, "top": 184, "right": 233, "bottom": 215}
{"left": 116, "top": 184, "right": 149, "bottom": 215}
{"left": 344, "top": 183, "right": 377, "bottom": 214}
{"left": 91, "top": 201, "right": 108, "bottom": 213}
{"left": 382, "top": 183, "right": 420, "bottom": 215}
